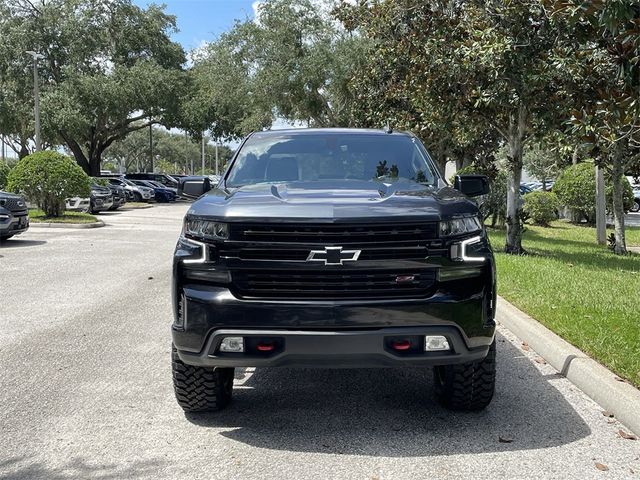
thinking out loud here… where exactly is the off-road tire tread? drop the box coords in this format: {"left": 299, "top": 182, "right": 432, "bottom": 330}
{"left": 172, "top": 346, "right": 234, "bottom": 412}
{"left": 434, "top": 340, "right": 496, "bottom": 411}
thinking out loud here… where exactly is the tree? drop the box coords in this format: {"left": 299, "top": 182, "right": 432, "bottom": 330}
{"left": 548, "top": 1, "right": 640, "bottom": 254}
{"left": 337, "top": 1, "right": 569, "bottom": 254}
{"left": 0, "top": 0, "right": 187, "bottom": 175}
{"left": 184, "top": 0, "right": 368, "bottom": 139}
{"left": 523, "top": 143, "right": 562, "bottom": 190}
{"left": 6, "top": 151, "right": 90, "bottom": 216}
{"left": 0, "top": 159, "right": 9, "bottom": 189}
{"left": 102, "top": 127, "right": 233, "bottom": 174}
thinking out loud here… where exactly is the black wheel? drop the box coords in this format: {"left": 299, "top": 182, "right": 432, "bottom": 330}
{"left": 133, "top": 192, "right": 142, "bottom": 202}
{"left": 433, "top": 340, "right": 496, "bottom": 411}
{"left": 171, "top": 345, "right": 234, "bottom": 412}
{"left": 631, "top": 200, "right": 640, "bottom": 213}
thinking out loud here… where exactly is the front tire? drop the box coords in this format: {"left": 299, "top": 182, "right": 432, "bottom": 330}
{"left": 631, "top": 200, "right": 640, "bottom": 213}
{"left": 433, "top": 340, "right": 496, "bottom": 411}
{"left": 171, "top": 346, "right": 234, "bottom": 413}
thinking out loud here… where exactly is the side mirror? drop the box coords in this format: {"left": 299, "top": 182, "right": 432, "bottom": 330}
{"left": 178, "top": 176, "right": 212, "bottom": 199}
{"left": 454, "top": 175, "right": 490, "bottom": 197}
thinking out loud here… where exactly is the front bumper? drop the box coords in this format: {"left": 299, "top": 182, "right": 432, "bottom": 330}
{"left": 175, "top": 326, "right": 492, "bottom": 368}
{"left": 0, "top": 212, "right": 29, "bottom": 237}
{"left": 172, "top": 284, "right": 495, "bottom": 368}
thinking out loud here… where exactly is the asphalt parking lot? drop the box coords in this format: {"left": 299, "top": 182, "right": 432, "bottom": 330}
{"left": 1, "top": 204, "right": 639, "bottom": 479}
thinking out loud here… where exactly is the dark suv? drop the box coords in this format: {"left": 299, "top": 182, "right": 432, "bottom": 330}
{"left": 171, "top": 129, "right": 496, "bottom": 413}
{"left": 0, "top": 191, "right": 29, "bottom": 240}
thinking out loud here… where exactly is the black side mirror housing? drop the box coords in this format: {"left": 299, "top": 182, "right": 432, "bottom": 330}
{"left": 178, "top": 176, "right": 212, "bottom": 199}
{"left": 454, "top": 175, "right": 490, "bottom": 197}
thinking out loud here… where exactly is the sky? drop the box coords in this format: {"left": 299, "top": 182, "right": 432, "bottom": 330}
{"left": 132, "top": 0, "right": 260, "bottom": 51}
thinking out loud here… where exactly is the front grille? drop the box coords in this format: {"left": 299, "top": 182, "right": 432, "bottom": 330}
{"left": 220, "top": 242, "right": 447, "bottom": 262}
{"left": 229, "top": 222, "right": 438, "bottom": 244}
{"left": 0, "top": 197, "right": 26, "bottom": 213}
{"left": 232, "top": 269, "right": 436, "bottom": 300}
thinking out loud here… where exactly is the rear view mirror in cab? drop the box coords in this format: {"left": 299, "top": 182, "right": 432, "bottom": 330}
{"left": 454, "top": 175, "right": 490, "bottom": 197}
{"left": 178, "top": 176, "right": 212, "bottom": 199}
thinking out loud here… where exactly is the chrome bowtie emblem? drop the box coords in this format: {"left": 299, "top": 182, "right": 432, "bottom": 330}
{"left": 307, "top": 246, "right": 361, "bottom": 265}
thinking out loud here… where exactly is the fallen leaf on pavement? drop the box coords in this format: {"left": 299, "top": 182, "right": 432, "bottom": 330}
{"left": 534, "top": 357, "right": 547, "bottom": 365}
{"left": 498, "top": 436, "right": 513, "bottom": 443}
{"left": 595, "top": 463, "right": 609, "bottom": 471}
{"left": 618, "top": 429, "right": 637, "bottom": 440}
{"left": 602, "top": 411, "right": 614, "bottom": 418}
{"left": 521, "top": 342, "right": 530, "bottom": 352}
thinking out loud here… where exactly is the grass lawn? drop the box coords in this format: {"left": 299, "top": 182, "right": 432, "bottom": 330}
{"left": 122, "top": 202, "right": 152, "bottom": 209}
{"left": 29, "top": 209, "right": 98, "bottom": 224}
{"left": 488, "top": 221, "right": 640, "bottom": 387}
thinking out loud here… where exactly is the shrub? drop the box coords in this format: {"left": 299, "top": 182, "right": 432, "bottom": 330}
{"left": 7, "top": 151, "right": 90, "bottom": 217}
{"left": 0, "top": 160, "right": 9, "bottom": 189}
{"left": 554, "top": 163, "right": 633, "bottom": 224}
{"left": 523, "top": 191, "right": 559, "bottom": 226}
{"left": 452, "top": 165, "right": 507, "bottom": 227}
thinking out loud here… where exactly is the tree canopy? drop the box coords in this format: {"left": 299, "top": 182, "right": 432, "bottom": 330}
{"left": 0, "top": 0, "right": 187, "bottom": 175}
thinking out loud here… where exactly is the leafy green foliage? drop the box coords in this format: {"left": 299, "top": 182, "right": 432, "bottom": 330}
{"left": 102, "top": 127, "right": 233, "bottom": 174}
{"left": 184, "top": 0, "right": 368, "bottom": 138}
{"left": 523, "top": 191, "right": 560, "bottom": 227}
{"left": 523, "top": 144, "right": 562, "bottom": 186}
{"left": 0, "top": 0, "right": 187, "bottom": 175}
{"left": 554, "top": 163, "right": 633, "bottom": 223}
{"left": 7, "top": 151, "right": 90, "bottom": 217}
{"left": 0, "top": 160, "right": 9, "bottom": 189}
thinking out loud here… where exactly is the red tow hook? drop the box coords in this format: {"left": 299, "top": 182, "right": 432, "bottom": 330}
{"left": 391, "top": 340, "right": 411, "bottom": 351}
{"left": 257, "top": 342, "right": 275, "bottom": 352}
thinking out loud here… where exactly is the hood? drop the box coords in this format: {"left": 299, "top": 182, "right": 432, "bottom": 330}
{"left": 188, "top": 179, "right": 479, "bottom": 222}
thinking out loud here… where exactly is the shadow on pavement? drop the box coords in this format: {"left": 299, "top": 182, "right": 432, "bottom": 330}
{"left": 187, "top": 334, "right": 591, "bottom": 456}
{"left": 0, "top": 456, "right": 165, "bottom": 480}
{"left": 0, "top": 239, "right": 46, "bottom": 249}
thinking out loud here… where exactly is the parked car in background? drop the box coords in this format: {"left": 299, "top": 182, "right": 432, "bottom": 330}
{"left": 68, "top": 184, "right": 114, "bottom": 214}
{"left": 125, "top": 173, "right": 178, "bottom": 189}
{"left": 146, "top": 180, "right": 178, "bottom": 195}
{"left": 89, "top": 184, "right": 114, "bottom": 213}
{"left": 92, "top": 178, "right": 127, "bottom": 211}
{"left": 102, "top": 176, "right": 154, "bottom": 202}
{"left": 0, "top": 191, "right": 29, "bottom": 240}
{"left": 65, "top": 197, "right": 91, "bottom": 212}
{"left": 632, "top": 187, "right": 640, "bottom": 213}
{"left": 106, "top": 184, "right": 127, "bottom": 210}
{"left": 131, "top": 180, "right": 176, "bottom": 202}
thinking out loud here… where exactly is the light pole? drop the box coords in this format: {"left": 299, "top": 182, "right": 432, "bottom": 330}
{"left": 149, "top": 124, "right": 153, "bottom": 173}
{"left": 26, "top": 51, "right": 45, "bottom": 151}
{"left": 215, "top": 140, "right": 219, "bottom": 175}
{"left": 201, "top": 133, "right": 205, "bottom": 175}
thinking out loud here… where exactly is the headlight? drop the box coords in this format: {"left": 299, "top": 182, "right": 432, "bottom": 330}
{"left": 439, "top": 216, "right": 482, "bottom": 237}
{"left": 184, "top": 218, "right": 229, "bottom": 240}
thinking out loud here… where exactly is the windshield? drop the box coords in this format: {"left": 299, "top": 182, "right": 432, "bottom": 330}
{"left": 225, "top": 133, "right": 438, "bottom": 188}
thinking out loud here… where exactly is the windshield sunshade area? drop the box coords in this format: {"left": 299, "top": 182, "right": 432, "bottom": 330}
{"left": 226, "top": 133, "right": 438, "bottom": 188}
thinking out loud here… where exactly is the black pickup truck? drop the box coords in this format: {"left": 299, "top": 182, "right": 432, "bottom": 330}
{"left": 172, "top": 128, "right": 496, "bottom": 413}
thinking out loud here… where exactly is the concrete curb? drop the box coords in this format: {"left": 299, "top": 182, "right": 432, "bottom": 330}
{"left": 29, "top": 220, "right": 105, "bottom": 229}
{"left": 496, "top": 296, "right": 640, "bottom": 436}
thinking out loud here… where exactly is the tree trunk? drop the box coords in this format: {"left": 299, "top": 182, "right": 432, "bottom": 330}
{"left": 504, "top": 106, "right": 527, "bottom": 255}
{"left": 610, "top": 142, "right": 627, "bottom": 255}
{"left": 572, "top": 146, "right": 579, "bottom": 165}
